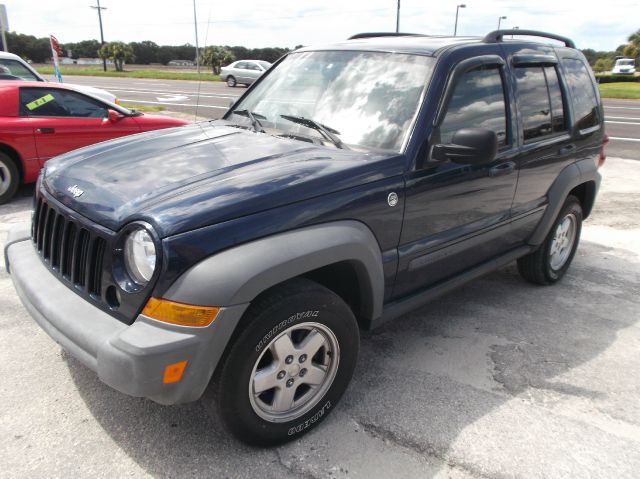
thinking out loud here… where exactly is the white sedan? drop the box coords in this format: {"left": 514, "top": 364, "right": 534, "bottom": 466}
{"left": 0, "top": 51, "right": 119, "bottom": 103}
{"left": 220, "top": 60, "right": 272, "bottom": 87}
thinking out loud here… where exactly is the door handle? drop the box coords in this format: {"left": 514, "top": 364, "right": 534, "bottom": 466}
{"left": 489, "top": 161, "right": 515, "bottom": 177}
{"left": 558, "top": 144, "right": 576, "bottom": 155}
{"left": 36, "top": 128, "right": 55, "bottom": 134}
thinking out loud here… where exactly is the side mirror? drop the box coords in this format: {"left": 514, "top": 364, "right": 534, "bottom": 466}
{"left": 432, "top": 128, "right": 498, "bottom": 165}
{"left": 107, "top": 109, "right": 123, "bottom": 122}
{"left": 228, "top": 98, "right": 236, "bottom": 108}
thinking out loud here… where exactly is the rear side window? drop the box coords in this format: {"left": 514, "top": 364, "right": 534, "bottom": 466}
{"left": 515, "top": 65, "right": 566, "bottom": 142}
{"left": 440, "top": 66, "right": 508, "bottom": 146}
{"left": 562, "top": 58, "right": 600, "bottom": 131}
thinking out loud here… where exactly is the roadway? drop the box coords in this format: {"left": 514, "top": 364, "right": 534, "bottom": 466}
{"left": 46, "top": 75, "right": 640, "bottom": 159}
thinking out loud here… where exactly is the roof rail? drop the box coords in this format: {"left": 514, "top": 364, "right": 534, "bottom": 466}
{"left": 348, "top": 32, "right": 424, "bottom": 40}
{"left": 483, "top": 29, "right": 575, "bottom": 48}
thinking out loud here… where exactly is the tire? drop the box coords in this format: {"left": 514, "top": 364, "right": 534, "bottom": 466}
{"left": 0, "top": 152, "right": 20, "bottom": 205}
{"left": 206, "top": 278, "right": 360, "bottom": 446}
{"left": 518, "top": 195, "right": 583, "bottom": 285}
{"left": 226, "top": 76, "right": 237, "bottom": 87}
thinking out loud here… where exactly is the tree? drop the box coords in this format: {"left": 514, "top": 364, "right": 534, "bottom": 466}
{"left": 5, "top": 31, "right": 50, "bottom": 62}
{"left": 130, "top": 41, "right": 159, "bottom": 64}
{"left": 593, "top": 58, "right": 613, "bottom": 73}
{"left": 63, "top": 39, "right": 101, "bottom": 59}
{"left": 98, "top": 41, "right": 135, "bottom": 71}
{"left": 199, "top": 46, "right": 235, "bottom": 74}
{"left": 624, "top": 29, "right": 640, "bottom": 59}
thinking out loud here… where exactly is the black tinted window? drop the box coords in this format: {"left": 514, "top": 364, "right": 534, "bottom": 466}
{"left": 440, "top": 66, "right": 507, "bottom": 146}
{"left": 20, "top": 88, "right": 106, "bottom": 118}
{"left": 515, "top": 65, "right": 567, "bottom": 142}
{"left": 516, "top": 67, "right": 552, "bottom": 141}
{"left": 562, "top": 58, "right": 599, "bottom": 130}
{"left": 545, "top": 66, "right": 566, "bottom": 133}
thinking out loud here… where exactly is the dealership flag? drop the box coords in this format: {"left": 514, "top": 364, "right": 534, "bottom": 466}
{"left": 49, "top": 35, "right": 63, "bottom": 82}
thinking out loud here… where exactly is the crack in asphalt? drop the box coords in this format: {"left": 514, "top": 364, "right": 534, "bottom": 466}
{"left": 353, "top": 417, "right": 498, "bottom": 479}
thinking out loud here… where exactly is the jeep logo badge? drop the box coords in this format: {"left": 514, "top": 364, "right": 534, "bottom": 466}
{"left": 387, "top": 192, "right": 398, "bottom": 207}
{"left": 67, "top": 185, "right": 84, "bottom": 198}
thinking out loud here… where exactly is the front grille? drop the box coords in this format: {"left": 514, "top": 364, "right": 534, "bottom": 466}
{"left": 32, "top": 197, "right": 107, "bottom": 298}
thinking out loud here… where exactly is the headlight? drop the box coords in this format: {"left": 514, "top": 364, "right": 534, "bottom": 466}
{"left": 124, "top": 227, "right": 156, "bottom": 284}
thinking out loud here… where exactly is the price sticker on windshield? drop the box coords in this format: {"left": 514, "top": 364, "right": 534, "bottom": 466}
{"left": 26, "top": 94, "right": 55, "bottom": 111}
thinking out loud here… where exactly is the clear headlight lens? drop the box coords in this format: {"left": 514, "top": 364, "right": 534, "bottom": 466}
{"left": 124, "top": 228, "right": 156, "bottom": 284}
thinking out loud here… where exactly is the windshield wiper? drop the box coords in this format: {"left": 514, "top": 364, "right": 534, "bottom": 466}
{"left": 232, "top": 109, "right": 266, "bottom": 133}
{"left": 280, "top": 114, "right": 348, "bottom": 150}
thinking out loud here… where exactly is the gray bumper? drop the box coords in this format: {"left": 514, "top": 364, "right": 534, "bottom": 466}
{"left": 6, "top": 226, "right": 248, "bottom": 405}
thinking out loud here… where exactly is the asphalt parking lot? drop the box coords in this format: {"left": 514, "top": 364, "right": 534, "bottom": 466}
{"left": 1, "top": 141, "right": 639, "bottom": 476}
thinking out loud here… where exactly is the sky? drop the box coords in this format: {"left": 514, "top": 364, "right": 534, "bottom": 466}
{"left": 2, "top": 0, "right": 638, "bottom": 52}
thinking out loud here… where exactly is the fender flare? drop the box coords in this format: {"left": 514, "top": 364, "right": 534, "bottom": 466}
{"left": 163, "top": 220, "right": 385, "bottom": 321}
{"left": 528, "top": 158, "right": 601, "bottom": 246}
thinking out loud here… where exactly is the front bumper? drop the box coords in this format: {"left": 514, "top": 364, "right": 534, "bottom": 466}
{"left": 6, "top": 224, "right": 248, "bottom": 405}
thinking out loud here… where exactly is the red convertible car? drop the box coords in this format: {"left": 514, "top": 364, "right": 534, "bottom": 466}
{"left": 0, "top": 81, "right": 190, "bottom": 203}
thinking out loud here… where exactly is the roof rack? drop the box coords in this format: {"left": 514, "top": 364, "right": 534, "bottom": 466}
{"left": 483, "top": 29, "right": 575, "bottom": 48}
{"left": 348, "top": 32, "right": 424, "bottom": 40}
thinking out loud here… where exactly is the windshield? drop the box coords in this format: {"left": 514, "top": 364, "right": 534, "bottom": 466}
{"left": 258, "top": 61, "right": 271, "bottom": 70}
{"left": 230, "top": 51, "right": 435, "bottom": 152}
{"left": 617, "top": 59, "right": 634, "bottom": 66}
{"left": 0, "top": 59, "right": 41, "bottom": 81}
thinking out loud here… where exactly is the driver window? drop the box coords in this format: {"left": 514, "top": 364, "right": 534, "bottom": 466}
{"left": 20, "top": 88, "right": 107, "bottom": 118}
{"left": 440, "top": 66, "right": 507, "bottom": 146}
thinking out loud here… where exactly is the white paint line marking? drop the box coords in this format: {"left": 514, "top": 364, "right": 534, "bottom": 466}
{"left": 604, "top": 106, "right": 640, "bottom": 110}
{"left": 120, "top": 98, "right": 227, "bottom": 109}
{"left": 605, "top": 120, "right": 640, "bottom": 125}
{"left": 608, "top": 136, "right": 640, "bottom": 142}
{"left": 156, "top": 94, "right": 189, "bottom": 102}
{"left": 606, "top": 116, "right": 640, "bottom": 121}
{"left": 95, "top": 86, "right": 239, "bottom": 99}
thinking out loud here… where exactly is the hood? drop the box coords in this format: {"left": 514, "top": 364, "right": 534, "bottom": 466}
{"left": 43, "top": 121, "right": 402, "bottom": 237}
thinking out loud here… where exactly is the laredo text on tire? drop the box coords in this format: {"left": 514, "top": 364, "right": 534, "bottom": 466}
{"left": 208, "top": 278, "right": 359, "bottom": 445}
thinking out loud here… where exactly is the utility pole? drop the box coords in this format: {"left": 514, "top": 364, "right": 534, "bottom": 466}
{"left": 497, "top": 15, "right": 507, "bottom": 29}
{"left": 454, "top": 4, "right": 466, "bottom": 36}
{"left": 90, "top": 0, "right": 107, "bottom": 71}
{"left": 193, "top": 0, "right": 200, "bottom": 73}
{"left": 396, "top": 0, "right": 400, "bottom": 33}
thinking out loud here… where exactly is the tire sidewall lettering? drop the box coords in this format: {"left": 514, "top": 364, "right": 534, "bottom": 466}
{"left": 287, "top": 401, "right": 331, "bottom": 436}
{"left": 255, "top": 310, "right": 319, "bottom": 352}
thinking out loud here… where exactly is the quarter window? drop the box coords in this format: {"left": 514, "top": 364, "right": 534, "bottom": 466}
{"left": 515, "top": 65, "right": 567, "bottom": 142}
{"left": 562, "top": 58, "right": 600, "bottom": 131}
{"left": 440, "top": 66, "right": 508, "bottom": 146}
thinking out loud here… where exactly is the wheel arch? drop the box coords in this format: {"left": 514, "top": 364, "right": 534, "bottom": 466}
{"left": 527, "top": 158, "right": 601, "bottom": 246}
{"left": 163, "top": 220, "right": 385, "bottom": 324}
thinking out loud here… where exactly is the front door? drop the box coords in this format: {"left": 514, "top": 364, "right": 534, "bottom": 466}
{"left": 394, "top": 56, "right": 519, "bottom": 298}
{"left": 19, "top": 87, "right": 141, "bottom": 163}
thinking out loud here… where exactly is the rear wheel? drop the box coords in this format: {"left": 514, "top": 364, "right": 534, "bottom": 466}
{"left": 0, "top": 152, "right": 19, "bottom": 205}
{"left": 226, "top": 76, "right": 237, "bottom": 87}
{"left": 518, "top": 195, "right": 583, "bottom": 285}
{"left": 206, "top": 278, "right": 359, "bottom": 446}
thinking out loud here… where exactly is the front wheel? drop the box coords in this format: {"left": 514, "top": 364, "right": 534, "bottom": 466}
{"left": 206, "top": 278, "right": 359, "bottom": 446}
{"left": 226, "top": 75, "right": 237, "bottom": 87}
{"left": 518, "top": 195, "right": 583, "bottom": 285}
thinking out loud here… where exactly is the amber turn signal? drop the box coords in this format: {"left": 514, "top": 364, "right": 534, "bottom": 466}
{"left": 142, "top": 297, "right": 219, "bottom": 327}
{"left": 163, "top": 360, "right": 188, "bottom": 384}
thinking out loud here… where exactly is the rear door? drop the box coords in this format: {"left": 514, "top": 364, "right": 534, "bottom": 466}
{"left": 19, "top": 87, "right": 141, "bottom": 163}
{"left": 395, "top": 54, "right": 519, "bottom": 298}
{"left": 501, "top": 45, "right": 594, "bottom": 242}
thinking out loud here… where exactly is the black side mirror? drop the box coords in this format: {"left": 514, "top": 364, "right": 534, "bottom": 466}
{"left": 432, "top": 128, "right": 498, "bottom": 165}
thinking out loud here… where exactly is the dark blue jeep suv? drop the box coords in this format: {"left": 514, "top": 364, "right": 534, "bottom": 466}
{"left": 5, "top": 30, "right": 607, "bottom": 445}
